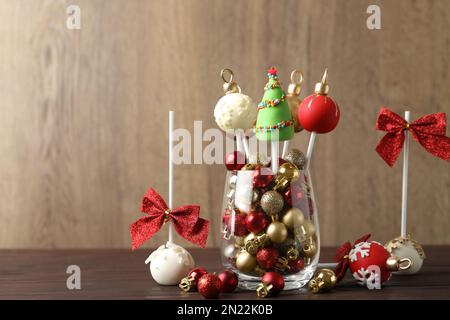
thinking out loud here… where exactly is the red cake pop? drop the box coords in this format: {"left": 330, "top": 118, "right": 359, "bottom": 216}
{"left": 298, "top": 69, "right": 340, "bottom": 134}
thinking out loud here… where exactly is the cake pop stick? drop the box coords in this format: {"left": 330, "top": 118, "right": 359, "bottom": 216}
{"left": 298, "top": 68, "right": 340, "bottom": 171}
{"left": 305, "top": 132, "right": 317, "bottom": 172}
{"left": 168, "top": 111, "right": 175, "bottom": 243}
{"left": 400, "top": 111, "right": 410, "bottom": 237}
{"left": 271, "top": 142, "right": 279, "bottom": 174}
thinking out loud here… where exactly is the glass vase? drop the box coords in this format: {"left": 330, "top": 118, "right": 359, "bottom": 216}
{"left": 220, "top": 163, "right": 320, "bottom": 291}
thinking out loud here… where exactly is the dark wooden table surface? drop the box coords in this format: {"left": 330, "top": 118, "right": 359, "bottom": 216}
{"left": 1, "top": 247, "right": 449, "bottom": 300}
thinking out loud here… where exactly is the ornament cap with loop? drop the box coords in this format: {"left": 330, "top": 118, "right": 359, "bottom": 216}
{"left": 314, "top": 68, "right": 330, "bottom": 96}
{"left": 221, "top": 68, "right": 241, "bottom": 94}
{"left": 386, "top": 256, "right": 412, "bottom": 271}
{"left": 287, "top": 69, "right": 304, "bottom": 96}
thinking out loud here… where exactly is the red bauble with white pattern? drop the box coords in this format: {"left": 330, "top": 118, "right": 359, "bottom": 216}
{"left": 348, "top": 241, "right": 391, "bottom": 290}
{"left": 298, "top": 94, "right": 340, "bottom": 134}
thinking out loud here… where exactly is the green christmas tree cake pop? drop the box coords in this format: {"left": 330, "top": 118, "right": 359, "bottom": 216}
{"left": 255, "top": 67, "right": 295, "bottom": 141}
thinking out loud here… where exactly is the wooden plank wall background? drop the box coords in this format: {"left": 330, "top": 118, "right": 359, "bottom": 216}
{"left": 0, "top": 0, "right": 449, "bottom": 249}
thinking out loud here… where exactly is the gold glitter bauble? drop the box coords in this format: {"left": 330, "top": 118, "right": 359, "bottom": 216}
{"left": 284, "top": 149, "right": 307, "bottom": 170}
{"left": 282, "top": 208, "right": 305, "bottom": 229}
{"left": 260, "top": 191, "right": 284, "bottom": 215}
{"left": 235, "top": 236, "right": 245, "bottom": 247}
{"left": 236, "top": 251, "right": 257, "bottom": 272}
{"left": 278, "top": 162, "right": 300, "bottom": 182}
{"left": 267, "top": 221, "right": 288, "bottom": 243}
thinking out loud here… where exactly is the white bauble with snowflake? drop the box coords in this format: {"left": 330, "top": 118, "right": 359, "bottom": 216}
{"left": 145, "top": 242, "right": 195, "bottom": 285}
{"left": 385, "top": 236, "right": 425, "bottom": 275}
{"left": 214, "top": 93, "right": 257, "bottom": 131}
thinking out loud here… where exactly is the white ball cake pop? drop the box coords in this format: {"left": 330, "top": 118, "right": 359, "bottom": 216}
{"left": 385, "top": 235, "right": 425, "bottom": 275}
{"left": 214, "top": 93, "right": 257, "bottom": 131}
{"left": 145, "top": 242, "right": 195, "bottom": 285}
{"left": 214, "top": 68, "right": 257, "bottom": 132}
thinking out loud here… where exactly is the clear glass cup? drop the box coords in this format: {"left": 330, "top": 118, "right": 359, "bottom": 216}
{"left": 220, "top": 163, "right": 320, "bottom": 290}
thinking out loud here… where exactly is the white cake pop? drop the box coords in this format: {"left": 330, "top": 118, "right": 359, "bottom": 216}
{"left": 145, "top": 242, "right": 195, "bottom": 285}
{"left": 385, "top": 235, "right": 425, "bottom": 275}
{"left": 214, "top": 68, "right": 257, "bottom": 132}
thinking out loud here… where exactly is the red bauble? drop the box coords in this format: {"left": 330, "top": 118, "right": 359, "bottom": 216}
{"left": 218, "top": 270, "right": 238, "bottom": 293}
{"left": 245, "top": 210, "right": 268, "bottom": 234}
{"left": 298, "top": 94, "right": 340, "bottom": 134}
{"left": 284, "top": 185, "right": 304, "bottom": 207}
{"left": 287, "top": 258, "right": 304, "bottom": 274}
{"left": 222, "top": 209, "right": 248, "bottom": 237}
{"left": 261, "top": 271, "right": 284, "bottom": 294}
{"left": 225, "top": 151, "right": 246, "bottom": 171}
{"left": 188, "top": 267, "right": 207, "bottom": 282}
{"left": 252, "top": 166, "right": 274, "bottom": 188}
{"left": 256, "top": 247, "right": 279, "bottom": 270}
{"left": 197, "top": 274, "right": 222, "bottom": 299}
{"left": 348, "top": 241, "right": 391, "bottom": 290}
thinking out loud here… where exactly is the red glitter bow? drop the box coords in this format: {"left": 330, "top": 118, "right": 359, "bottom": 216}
{"left": 130, "top": 188, "right": 209, "bottom": 250}
{"left": 333, "top": 234, "right": 371, "bottom": 282}
{"left": 375, "top": 107, "right": 450, "bottom": 167}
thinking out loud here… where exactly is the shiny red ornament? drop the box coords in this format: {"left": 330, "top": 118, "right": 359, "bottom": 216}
{"left": 287, "top": 258, "right": 304, "bottom": 274}
{"left": 188, "top": 267, "right": 207, "bottom": 282}
{"left": 298, "top": 94, "right": 340, "bottom": 134}
{"left": 256, "top": 247, "right": 279, "bottom": 270}
{"left": 252, "top": 166, "right": 274, "bottom": 188}
{"left": 262, "top": 271, "right": 284, "bottom": 293}
{"left": 348, "top": 241, "right": 392, "bottom": 290}
{"left": 179, "top": 267, "right": 208, "bottom": 292}
{"left": 245, "top": 210, "right": 268, "bottom": 234}
{"left": 225, "top": 151, "right": 246, "bottom": 171}
{"left": 222, "top": 209, "right": 248, "bottom": 237}
{"left": 218, "top": 270, "right": 238, "bottom": 293}
{"left": 375, "top": 107, "right": 450, "bottom": 167}
{"left": 197, "top": 274, "right": 222, "bottom": 299}
{"left": 284, "top": 185, "right": 304, "bottom": 207}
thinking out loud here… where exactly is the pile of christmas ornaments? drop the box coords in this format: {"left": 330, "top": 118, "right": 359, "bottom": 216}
{"left": 179, "top": 268, "right": 239, "bottom": 299}
{"left": 222, "top": 148, "right": 318, "bottom": 280}
{"left": 179, "top": 267, "right": 286, "bottom": 298}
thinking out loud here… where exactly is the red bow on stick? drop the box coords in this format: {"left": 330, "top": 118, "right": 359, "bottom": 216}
{"left": 130, "top": 188, "right": 209, "bottom": 250}
{"left": 375, "top": 107, "right": 450, "bottom": 167}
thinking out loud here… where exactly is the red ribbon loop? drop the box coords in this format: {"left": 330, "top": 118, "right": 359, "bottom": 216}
{"left": 375, "top": 107, "right": 450, "bottom": 167}
{"left": 130, "top": 188, "right": 209, "bottom": 250}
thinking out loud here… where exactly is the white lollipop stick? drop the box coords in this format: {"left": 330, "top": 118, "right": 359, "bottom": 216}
{"left": 241, "top": 133, "right": 250, "bottom": 160}
{"left": 305, "top": 132, "right": 317, "bottom": 171}
{"left": 271, "top": 141, "right": 279, "bottom": 173}
{"left": 168, "top": 111, "right": 175, "bottom": 244}
{"left": 236, "top": 131, "right": 244, "bottom": 154}
{"left": 401, "top": 111, "right": 411, "bottom": 237}
{"left": 282, "top": 141, "right": 289, "bottom": 158}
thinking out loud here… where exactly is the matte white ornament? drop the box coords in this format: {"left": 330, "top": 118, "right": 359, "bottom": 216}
{"left": 385, "top": 236, "right": 425, "bottom": 275}
{"left": 145, "top": 242, "right": 195, "bottom": 285}
{"left": 214, "top": 93, "right": 257, "bottom": 131}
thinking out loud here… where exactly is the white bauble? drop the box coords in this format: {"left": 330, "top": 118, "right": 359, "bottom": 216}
{"left": 145, "top": 242, "right": 195, "bottom": 285}
{"left": 385, "top": 236, "right": 425, "bottom": 275}
{"left": 214, "top": 93, "right": 257, "bottom": 131}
